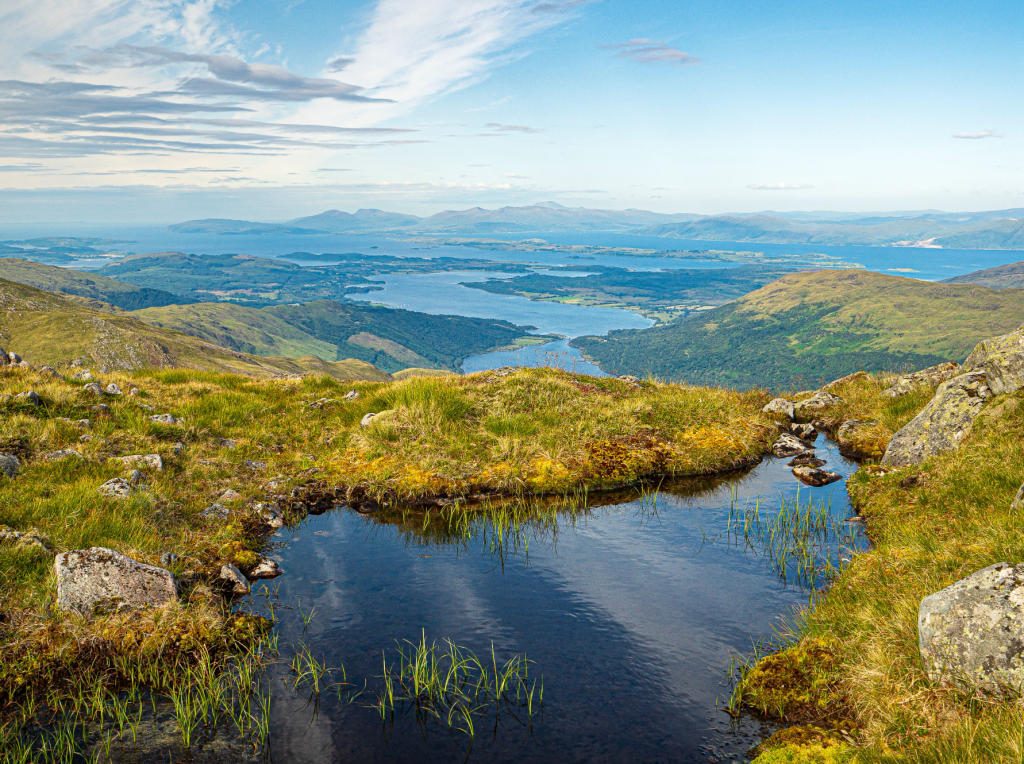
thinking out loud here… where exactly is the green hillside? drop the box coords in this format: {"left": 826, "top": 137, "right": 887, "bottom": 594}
{"left": 0, "top": 278, "right": 388, "bottom": 381}
{"left": 943, "top": 259, "right": 1024, "bottom": 289}
{"left": 575, "top": 270, "right": 1024, "bottom": 389}
{"left": 0, "top": 258, "right": 183, "bottom": 309}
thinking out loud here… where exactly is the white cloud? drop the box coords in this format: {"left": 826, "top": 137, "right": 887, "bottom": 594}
{"left": 602, "top": 39, "right": 700, "bottom": 66}
{"left": 747, "top": 183, "right": 813, "bottom": 191}
{"left": 953, "top": 130, "right": 1001, "bottom": 139}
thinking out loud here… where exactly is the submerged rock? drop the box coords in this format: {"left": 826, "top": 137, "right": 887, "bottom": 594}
{"left": 881, "top": 372, "right": 992, "bottom": 467}
{"left": 919, "top": 562, "right": 1024, "bottom": 690}
{"left": 762, "top": 397, "right": 795, "bottom": 420}
{"left": 54, "top": 547, "right": 177, "bottom": 615}
{"left": 0, "top": 453, "right": 21, "bottom": 478}
{"left": 792, "top": 466, "right": 842, "bottom": 487}
{"left": 965, "top": 326, "right": 1024, "bottom": 396}
{"left": 772, "top": 433, "right": 814, "bottom": 458}
{"left": 220, "top": 563, "right": 250, "bottom": 595}
{"left": 881, "top": 362, "right": 961, "bottom": 398}
{"left": 793, "top": 392, "right": 842, "bottom": 423}
{"left": 788, "top": 454, "right": 826, "bottom": 468}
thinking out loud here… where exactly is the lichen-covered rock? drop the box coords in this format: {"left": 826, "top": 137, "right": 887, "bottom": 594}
{"left": 16, "top": 391, "right": 40, "bottom": 405}
{"left": 98, "top": 478, "right": 133, "bottom": 498}
{"left": 343, "top": 390, "right": 360, "bottom": 401}
{"left": 790, "top": 423, "right": 816, "bottom": 442}
{"left": 220, "top": 563, "right": 250, "bottom": 594}
{"left": 919, "top": 562, "right": 1024, "bottom": 690}
{"left": 220, "top": 488, "right": 242, "bottom": 502}
{"left": 117, "top": 454, "right": 163, "bottom": 471}
{"left": 0, "top": 453, "right": 20, "bottom": 478}
{"left": 881, "top": 372, "right": 992, "bottom": 467}
{"left": 255, "top": 502, "right": 283, "bottom": 529}
{"left": 38, "top": 365, "right": 63, "bottom": 380}
{"left": 45, "top": 449, "right": 85, "bottom": 462}
{"left": 309, "top": 397, "right": 337, "bottom": 409}
{"left": 360, "top": 412, "right": 378, "bottom": 428}
{"left": 773, "top": 433, "right": 814, "bottom": 458}
{"left": 83, "top": 382, "right": 105, "bottom": 396}
{"left": 965, "top": 326, "right": 1024, "bottom": 396}
{"left": 249, "top": 556, "right": 282, "bottom": 579}
{"left": 105, "top": 383, "right": 123, "bottom": 395}
{"left": 149, "top": 413, "right": 180, "bottom": 425}
{"left": 0, "top": 525, "right": 51, "bottom": 553}
{"left": 836, "top": 419, "right": 878, "bottom": 459}
{"left": 763, "top": 397, "right": 795, "bottom": 420}
{"left": 792, "top": 466, "right": 842, "bottom": 487}
{"left": 54, "top": 547, "right": 177, "bottom": 615}
{"left": 793, "top": 392, "right": 841, "bottom": 423}
{"left": 72, "top": 369, "right": 95, "bottom": 382}
{"left": 881, "top": 362, "right": 961, "bottom": 398}
{"left": 201, "top": 503, "right": 230, "bottom": 520}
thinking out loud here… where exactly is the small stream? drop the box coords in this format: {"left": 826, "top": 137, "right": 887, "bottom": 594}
{"left": 251, "top": 436, "right": 866, "bottom": 763}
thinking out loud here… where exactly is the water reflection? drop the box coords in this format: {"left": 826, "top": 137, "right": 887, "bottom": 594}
{"left": 257, "top": 437, "right": 863, "bottom": 763}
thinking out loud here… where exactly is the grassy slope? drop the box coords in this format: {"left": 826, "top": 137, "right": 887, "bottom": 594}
{"left": 736, "top": 374, "right": 1024, "bottom": 764}
{"left": 576, "top": 270, "right": 1024, "bottom": 390}
{"left": 0, "top": 278, "right": 388, "bottom": 381}
{"left": 0, "top": 257, "right": 183, "bottom": 309}
{"left": 943, "top": 259, "right": 1024, "bottom": 289}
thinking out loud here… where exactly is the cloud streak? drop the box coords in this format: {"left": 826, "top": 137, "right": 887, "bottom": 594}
{"left": 602, "top": 39, "right": 700, "bottom": 66}
{"left": 953, "top": 130, "right": 1001, "bottom": 139}
{"left": 747, "top": 183, "right": 813, "bottom": 191}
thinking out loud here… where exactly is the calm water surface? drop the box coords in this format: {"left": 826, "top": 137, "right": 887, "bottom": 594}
{"left": 254, "top": 436, "right": 865, "bottom": 763}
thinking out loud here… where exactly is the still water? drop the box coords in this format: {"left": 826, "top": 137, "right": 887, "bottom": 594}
{"left": 254, "top": 436, "right": 865, "bottom": 763}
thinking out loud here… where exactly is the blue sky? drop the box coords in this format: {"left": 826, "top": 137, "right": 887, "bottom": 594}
{"left": 0, "top": 0, "right": 1020, "bottom": 221}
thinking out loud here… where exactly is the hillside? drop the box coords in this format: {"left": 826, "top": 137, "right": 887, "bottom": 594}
{"left": 0, "top": 258, "right": 183, "bottom": 309}
{"left": 289, "top": 208, "right": 421, "bottom": 231}
{"left": 943, "top": 259, "right": 1024, "bottom": 289}
{"left": 0, "top": 278, "right": 388, "bottom": 380}
{"left": 132, "top": 300, "right": 530, "bottom": 372}
{"left": 575, "top": 270, "right": 1024, "bottom": 389}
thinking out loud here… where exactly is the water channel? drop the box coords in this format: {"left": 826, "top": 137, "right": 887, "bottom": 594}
{"left": 250, "top": 435, "right": 866, "bottom": 763}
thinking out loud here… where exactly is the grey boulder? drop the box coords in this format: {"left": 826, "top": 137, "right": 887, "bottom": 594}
{"left": 881, "top": 372, "right": 992, "bottom": 467}
{"left": 54, "top": 547, "right": 177, "bottom": 615}
{"left": 98, "top": 478, "right": 133, "bottom": 498}
{"left": 792, "top": 392, "right": 842, "bottom": 422}
{"left": 919, "top": 562, "right": 1024, "bottom": 690}
{"left": 117, "top": 454, "right": 163, "bottom": 471}
{"left": 16, "top": 391, "right": 40, "bottom": 405}
{"left": 965, "top": 326, "right": 1024, "bottom": 396}
{"left": 772, "top": 433, "right": 814, "bottom": 458}
{"left": 881, "top": 362, "right": 961, "bottom": 399}
{"left": 762, "top": 397, "right": 795, "bottom": 420}
{"left": 220, "top": 563, "right": 250, "bottom": 595}
{"left": 0, "top": 453, "right": 20, "bottom": 478}
{"left": 72, "top": 370, "right": 95, "bottom": 382}
{"left": 105, "top": 384, "right": 123, "bottom": 395}
{"left": 790, "top": 423, "right": 817, "bottom": 442}
{"left": 360, "top": 412, "right": 378, "bottom": 428}
{"left": 343, "top": 390, "right": 360, "bottom": 401}
{"left": 83, "top": 382, "right": 105, "bottom": 396}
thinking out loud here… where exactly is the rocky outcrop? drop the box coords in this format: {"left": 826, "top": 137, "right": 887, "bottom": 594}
{"left": 881, "top": 372, "right": 992, "bottom": 467}
{"left": 54, "top": 547, "right": 178, "bottom": 615}
{"left": 792, "top": 466, "right": 842, "bottom": 487}
{"left": 919, "top": 562, "right": 1024, "bottom": 690}
{"left": 881, "top": 362, "right": 961, "bottom": 398}
{"left": 793, "top": 392, "right": 841, "bottom": 423}
{"left": 16, "top": 391, "right": 40, "bottom": 405}
{"left": 964, "top": 326, "right": 1024, "bottom": 396}
{"left": 773, "top": 433, "right": 814, "bottom": 458}
{"left": 763, "top": 398, "right": 795, "bottom": 420}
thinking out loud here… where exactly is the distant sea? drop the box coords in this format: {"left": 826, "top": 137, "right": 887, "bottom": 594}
{"left": 2, "top": 222, "right": 1020, "bottom": 374}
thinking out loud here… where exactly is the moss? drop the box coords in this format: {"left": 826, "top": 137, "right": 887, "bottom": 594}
{"left": 752, "top": 741, "right": 850, "bottom": 764}
{"left": 739, "top": 638, "right": 849, "bottom": 724}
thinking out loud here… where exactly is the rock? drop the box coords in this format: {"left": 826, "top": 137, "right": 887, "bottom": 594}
{"left": 918, "top": 562, "right": 1024, "bottom": 690}
{"left": 792, "top": 466, "right": 843, "bottom": 487}
{"left": 343, "top": 390, "right": 360, "bottom": 401}
{"left": 159, "top": 552, "right": 179, "bottom": 567}
{"left": 836, "top": 419, "right": 878, "bottom": 459}
{"left": 220, "top": 488, "right": 242, "bottom": 502}
{"left": 9, "top": 352, "right": 22, "bottom": 364}
{"left": 254, "top": 502, "right": 283, "bottom": 529}
{"left": 881, "top": 372, "right": 992, "bottom": 467}
{"left": 117, "top": 454, "right": 163, "bottom": 471}
{"left": 616, "top": 375, "right": 642, "bottom": 388}
{"left": 201, "top": 504, "right": 230, "bottom": 520}
{"left": 149, "top": 414, "right": 180, "bottom": 425}
{"left": 0, "top": 348, "right": 8, "bottom": 365}
{"left": 354, "top": 497, "right": 381, "bottom": 514}
{"left": 881, "top": 362, "right": 961, "bottom": 398}
{"left": 16, "top": 361, "right": 31, "bottom": 370}
{"left": 220, "top": 563, "right": 250, "bottom": 595}
{"left": 173, "top": 442, "right": 185, "bottom": 455}
{"left": 38, "top": 365, "right": 63, "bottom": 380}
{"left": 16, "top": 391, "right": 40, "bottom": 405}
{"left": 44, "top": 449, "right": 85, "bottom": 462}
{"left": 127, "top": 470, "right": 145, "bottom": 485}
{"left": 0, "top": 453, "right": 21, "bottom": 478}
{"left": 248, "top": 556, "right": 282, "bottom": 579}
{"left": 98, "top": 478, "right": 132, "bottom": 498}
{"left": 790, "top": 423, "right": 816, "bottom": 442}
{"left": 821, "top": 370, "right": 869, "bottom": 391}
{"left": 788, "top": 454, "right": 826, "bottom": 468}
{"left": 772, "top": 433, "right": 814, "bottom": 458}
{"left": 217, "top": 438, "right": 236, "bottom": 449}
{"left": 72, "top": 369, "right": 95, "bottom": 382}
{"left": 792, "top": 392, "right": 842, "bottom": 423}
{"left": 309, "top": 398, "right": 337, "bottom": 409}
{"left": 55, "top": 547, "right": 177, "bottom": 615}
{"left": 90, "top": 404, "right": 110, "bottom": 416}
{"left": 762, "top": 397, "right": 795, "bottom": 420}
{"left": 243, "top": 460, "right": 267, "bottom": 471}
{"left": 105, "top": 384, "right": 122, "bottom": 395}
{"left": 83, "top": 382, "right": 105, "bottom": 396}
{"left": 964, "top": 327, "right": 1024, "bottom": 396}
{"left": 76, "top": 419, "right": 91, "bottom": 429}
{"left": 129, "top": 387, "right": 140, "bottom": 396}
{"left": 79, "top": 435, "right": 93, "bottom": 443}
{"left": 1013, "top": 483, "right": 1024, "bottom": 511}
{"left": 0, "top": 525, "right": 51, "bottom": 553}
{"left": 139, "top": 403, "right": 154, "bottom": 411}
{"left": 360, "top": 412, "right": 378, "bottom": 428}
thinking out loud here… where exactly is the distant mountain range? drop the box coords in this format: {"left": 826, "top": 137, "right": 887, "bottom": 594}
{"left": 167, "top": 203, "right": 1024, "bottom": 249}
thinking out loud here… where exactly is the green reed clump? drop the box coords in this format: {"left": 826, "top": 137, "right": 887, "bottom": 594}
{"left": 373, "top": 630, "right": 541, "bottom": 736}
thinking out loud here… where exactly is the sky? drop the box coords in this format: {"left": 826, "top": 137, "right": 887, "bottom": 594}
{"left": 0, "top": 0, "right": 1021, "bottom": 222}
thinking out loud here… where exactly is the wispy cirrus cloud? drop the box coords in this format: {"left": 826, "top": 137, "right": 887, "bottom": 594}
{"left": 601, "top": 39, "right": 700, "bottom": 66}
{"left": 747, "top": 183, "right": 813, "bottom": 191}
{"left": 486, "top": 122, "right": 540, "bottom": 133}
{"left": 953, "top": 130, "right": 1001, "bottom": 139}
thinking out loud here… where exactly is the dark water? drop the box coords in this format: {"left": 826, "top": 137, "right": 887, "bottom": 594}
{"left": 462, "top": 339, "right": 608, "bottom": 377}
{"left": 252, "top": 436, "right": 865, "bottom": 763}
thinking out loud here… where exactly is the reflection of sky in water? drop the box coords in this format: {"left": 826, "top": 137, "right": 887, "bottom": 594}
{"left": 261, "top": 437, "right": 864, "bottom": 763}
{"left": 345, "top": 271, "right": 653, "bottom": 337}
{"left": 462, "top": 338, "right": 608, "bottom": 376}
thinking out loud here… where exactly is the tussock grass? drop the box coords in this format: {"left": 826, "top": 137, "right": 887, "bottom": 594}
{"left": 738, "top": 384, "right": 1024, "bottom": 761}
